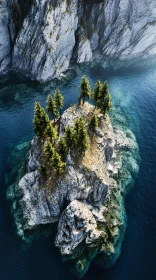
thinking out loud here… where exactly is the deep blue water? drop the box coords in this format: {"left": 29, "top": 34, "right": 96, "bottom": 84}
{"left": 0, "top": 61, "right": 156, "bottom": 280}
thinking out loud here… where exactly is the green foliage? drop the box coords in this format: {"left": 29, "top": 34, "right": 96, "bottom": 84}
{"left": 50, "top": 151, "right": 66, "bottom": 174}
{"left": 54, "top": 89, "right": 64, "bottom": 115}
{"left": 78, "top": 76, "right": 91, "bottom": 105}
{"left": 58, "top": 137, "right": 67, "bottom": 160}
{"left": 64, "top": 125, "right": 75, "bottom": 149}
{"left": 33, "top": 102, "right": 50, "bottom": 138}
{"left": 43, "top": 141, "right": 55, "bottom": 160}
{"left": 44, "top": 123, "right": 58, "bottom": 142}
{"left": 46, "top": 94, "right": 59, "bottom": 120}
{"left": 89, "top": 114, "right": 99, "bottom": 132}
{"left": 76, "top": 117, "right": 89, "bottom": 153}
{"left": 93, "top": 80, "right": 102, "bottom": 103}
{"left": 96, "top": 81, "right": 112, "bottom": 115}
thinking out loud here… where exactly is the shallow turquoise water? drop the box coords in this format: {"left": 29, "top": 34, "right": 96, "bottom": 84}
{"left": 0, "top": 61, "right": 156, "bottom": 279}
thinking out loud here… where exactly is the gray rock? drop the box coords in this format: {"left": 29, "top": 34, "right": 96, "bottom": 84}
{"left": 1, "top": 0, "right": 156, "bottom": 81}
{"left": 55, "top": 200, "right": 103, "bottom": 255}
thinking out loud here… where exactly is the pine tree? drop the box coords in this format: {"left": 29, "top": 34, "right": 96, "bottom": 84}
{"left": 74, "top": 116, "right": 83, "bottom": 135}
{"left": 51, "top": 151, "right": 66, "bottom": 174}
{"left": 43, "top": 141, "right": 55, "bottom": 161}
{"left": 58, "top": 137, "right": 67, "bottom": 161}
{"left": 100, "top": 81, "right": 109, "bottom": 100}
{"left": 44, "top": 123, "right": 58, "bottom": 143}
{"left": 89, "top": 114, "right": 99, "bottom": 133}
{"left": 64, "top": 125, "right": 75, "bottom": 149}
{"left": 54, "top": 89, "right": 64, "bottom": 115}
{"left": 77, "top": 118, "right": 89, "bottom": 153}
{"left": 46, "top": 94, "right": 58, "bottom": 121}
{"left": 96, "top": 81, "right": 112, "bottom": 115}
{"left": 78, "top": 76, "right": 91, "bottom": 105}
{"left": 33, "top": 102, "right": 50, "bottom": 138}
{"left": 93, "top": 80, "right": 102, "bottom": 106}
{"left": 33, "top": 102, "right": 42, "bottom": 136}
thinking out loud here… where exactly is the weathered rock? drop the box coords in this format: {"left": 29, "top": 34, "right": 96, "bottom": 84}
{"left": 55, "top": 200, "right": 103, "bottom": 255}
{"left": 1, "top": 0, "right": 156, "bottom": 81}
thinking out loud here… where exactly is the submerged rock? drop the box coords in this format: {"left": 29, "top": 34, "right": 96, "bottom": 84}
{"left": 8, "top": 103, "right": 140, "bottom": 278}
{"left": 0, "top": 0, "right": 156, "bottom": 81}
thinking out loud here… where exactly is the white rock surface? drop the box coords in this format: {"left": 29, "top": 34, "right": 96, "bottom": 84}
{"left": 1, "top": 0, "right": 156, "bottom": 81}
{"left": 55, "top": 200, "right": 103, "bottom": 255}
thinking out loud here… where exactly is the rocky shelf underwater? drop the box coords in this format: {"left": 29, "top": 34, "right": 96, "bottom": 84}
{"left": 6, "top": 98, "right": 140, "bottom": 278}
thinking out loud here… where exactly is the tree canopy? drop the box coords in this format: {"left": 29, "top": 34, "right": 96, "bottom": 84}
{"left": 33, "top": 102, "right": 50, "bottom": 138}
{"left": 89, "top": 114, "right": 99, "bottom": 133}
{"left": 46, "top": 94, "right": 58, "bottom": 120}
{"left": 78, "top": 76, "right": 91, "bottom": 105}
{"left": 54, "top": 89, "right": 64, "bottom": 115}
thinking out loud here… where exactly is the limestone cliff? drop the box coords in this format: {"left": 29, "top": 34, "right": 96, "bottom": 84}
{"left": 0, "top": 0, "right": 156, "bottom": 81}
{"left": 8, "top": 103, "right": 139, "bottom": 278}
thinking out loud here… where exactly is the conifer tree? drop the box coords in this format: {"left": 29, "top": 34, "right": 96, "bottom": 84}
{"left": 58, "top": 137, "right": 67, "bottom": 161}
{"left": 46, "top": 94, "right": 58, "bottom": 121}
{"left": 77, "top": 118, "right": 89, "bottom": 153}
{"left": 89, "top": 114, "right": 99, "bottom": 133}
{"left": 51, "top": 151, "right": 66, "bottom": 174}
{"left": 74, "top": 116, "right": 83, "bottom": 136}
{"left": 33, "top": 102, "right": 50, "bottom": 138}
{"left": 93, "top": 80, "right": 102, "bottom": 106}
{"left": 78, "top": 76, "right": 91, "bottom": 105}
{"left": 96, "top": 81, "right": 112, "bottom": 115}
{"left": 44, "top": 123, "right": 57, "bottom": 143}
{"left": 43, "top": 141, "right": 55, "bottom": 161}
{"left": 33, "top": 102, "right": 42, "bottom": 136}
{"left": 64, "top": 125, "right": 74, "bottom": 149}
{"left": 54, "top": 89, "right": 64, "bottom": 115}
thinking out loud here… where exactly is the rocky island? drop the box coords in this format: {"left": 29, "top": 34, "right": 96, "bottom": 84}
{"left": 8, "top": 77, "right": 139, "bottom": 278}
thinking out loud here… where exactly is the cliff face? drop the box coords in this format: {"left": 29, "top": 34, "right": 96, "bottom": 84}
{"left": 8, "top": 103, "right": 139, "bottom": 278}
{"left": 0, "top": 0, "right": 156, "bottom": 81}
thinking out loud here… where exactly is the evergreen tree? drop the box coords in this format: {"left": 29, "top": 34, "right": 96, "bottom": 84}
{"left": 78, "top": 76, "right": 91, "bottom": 105}
{"left": 89, "top": 114, "right": 99, "bottom": 133}
{"left": 74, "top": 116, "right": 83, "bottom": 135}
{"left": 54, "top": 89, "right": 64, "bottom": 115}
{"left": 100, "top": 81, "right": 109, "bottom": 100}
{"left": 46, "top": 94, "right": 58, "bottom": 121}
{"left": 93, "top": 80, "right": 102, "bottom": 106}
{"left": 58, "top": 137, "right": 67, "bottom": 161}
{"left": 44, "top": 123, "right": 57, "bottom": 143}
{"left": 51, "top": 151, "right": 66, "bottom": 174}
{"left": 43, "top": 141, "right": 55, "bottom": 161}
{"left": 33, "top": 102, "right": 50, "bottom": 138}
{"left": 33, "top": 102, "right": 42, "bottom": 136}
{"left": 96, "top": 81, "right": 112, "bottom": 115}
{"left": 77, "top": 118, "right": 89, "bottom": 153}
{"left": 64, "top": 125, "right": 75, "bottom": 149}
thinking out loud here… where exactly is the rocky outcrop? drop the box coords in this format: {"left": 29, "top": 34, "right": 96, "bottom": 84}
{"left": 0, "top": 0, "right": 156, "bottom": 81}
{"left": 8, "top": 103, "right": 139, "bottom": 278}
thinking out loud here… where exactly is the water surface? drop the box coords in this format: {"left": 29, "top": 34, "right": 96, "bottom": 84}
{"left": 0, "top": 61, "right": 156, "bottom": 280}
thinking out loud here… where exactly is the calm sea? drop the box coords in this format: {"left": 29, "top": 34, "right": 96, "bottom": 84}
{"left": 0, "top": 60, "right": 156, "bottom": 280}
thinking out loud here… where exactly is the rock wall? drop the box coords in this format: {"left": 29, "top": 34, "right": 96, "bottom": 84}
{"left": 1, "top": 0, "right": 156, "bottom": 81}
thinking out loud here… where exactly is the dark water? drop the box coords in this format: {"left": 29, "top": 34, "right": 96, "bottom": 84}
{"left": 0, "top": 61, "right": 156, "bottom": 280}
